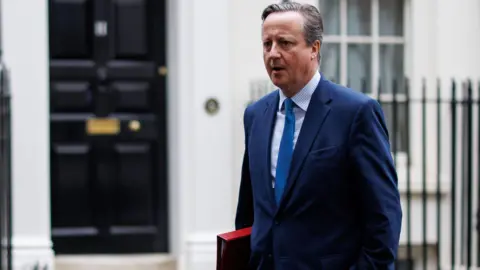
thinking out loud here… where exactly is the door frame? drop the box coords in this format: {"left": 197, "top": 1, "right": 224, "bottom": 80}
{"left": 165, "top": 0, "right": 182, "bottom": 258}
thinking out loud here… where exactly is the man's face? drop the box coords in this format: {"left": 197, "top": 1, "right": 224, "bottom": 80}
{"left": 262, "top": 11, "right": 319, "bottom": 94}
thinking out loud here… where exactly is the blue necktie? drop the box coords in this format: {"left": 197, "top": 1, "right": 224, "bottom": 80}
{"left": 275, "top": 98, "right": 295, "bottom": 204}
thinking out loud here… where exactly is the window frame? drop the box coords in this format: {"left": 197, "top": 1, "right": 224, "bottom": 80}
{"left": 321, "top": 0, "right": 406, "bottom": 93}
{"left": 320, "top": 0, "right": 410, "bottom": 167}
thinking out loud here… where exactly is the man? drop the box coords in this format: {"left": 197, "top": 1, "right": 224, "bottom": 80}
{"left": 235, "top": 2, "right": 402, "bottom": 270}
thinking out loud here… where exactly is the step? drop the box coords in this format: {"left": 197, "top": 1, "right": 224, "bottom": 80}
{"left": 55, "top": 254, "right": 176, "bottom": 270}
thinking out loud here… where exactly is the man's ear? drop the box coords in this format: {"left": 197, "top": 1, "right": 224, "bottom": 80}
{"left": 312, "top": 40, "right": 321, "bottom": 55}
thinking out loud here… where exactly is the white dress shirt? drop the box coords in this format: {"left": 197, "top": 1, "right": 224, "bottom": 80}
{"left": 270, "top": 72, "right": 321, "bottom": 187}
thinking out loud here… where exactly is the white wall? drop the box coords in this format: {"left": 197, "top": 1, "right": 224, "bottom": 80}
{"left": 169, "top": 0, "right": 235, "bottom": 269}
{"left": 1, "top": 0, "right": 54, "bottom": 269}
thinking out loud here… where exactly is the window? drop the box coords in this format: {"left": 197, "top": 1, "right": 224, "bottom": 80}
{"left": 319, "top": 0, "right": 408, "bottom": 154}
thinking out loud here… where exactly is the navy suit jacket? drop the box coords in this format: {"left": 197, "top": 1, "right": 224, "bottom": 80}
{"left": 235, "top": 75, "right": 402, "bottom": 270}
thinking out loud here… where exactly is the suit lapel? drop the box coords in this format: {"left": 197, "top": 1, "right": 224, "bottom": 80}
{"left": 256, "top": 92, "right": 279, "bottom": 207}
{"left": 277, "top": 76, "right": 332, "bottom": 211}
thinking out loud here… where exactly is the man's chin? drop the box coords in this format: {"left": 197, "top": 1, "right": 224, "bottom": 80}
{"left": 270, "top": 77, "right": 285, "bottom": 88}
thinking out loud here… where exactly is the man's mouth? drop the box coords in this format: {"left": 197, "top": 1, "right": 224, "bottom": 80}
{"left": 272, "top": 67, "right": 284, "bottom": 71}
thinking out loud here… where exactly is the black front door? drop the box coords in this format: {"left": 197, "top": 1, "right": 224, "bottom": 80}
{"left": 49, "top": 0, "right": 168, "bottom": 254}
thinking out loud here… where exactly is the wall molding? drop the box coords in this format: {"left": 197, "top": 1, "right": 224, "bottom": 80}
{"left": 11, "top": 236, "right": 52, "bottom": 249}
{"left": 12, "top": 236, "right": 54, "bottom": 270}
{"left": 184, "top": 232, "right": 218, "bottom": 270}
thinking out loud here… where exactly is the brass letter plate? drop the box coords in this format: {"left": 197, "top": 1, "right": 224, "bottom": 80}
{"left": 86, "top": 118, "right": 120, "bottom": 135}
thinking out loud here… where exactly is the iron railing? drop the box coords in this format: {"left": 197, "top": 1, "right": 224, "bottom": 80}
{"left": 249, "top": 77, "right": 480, "bottom": 270}
{"left": 0, "top": 62, "right": 12, "bottom": 270}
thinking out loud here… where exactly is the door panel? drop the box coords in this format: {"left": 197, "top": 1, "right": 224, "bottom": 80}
{"left": 113, "top": 0, "right": 148, "bottom": 59}
{"left": 51, "top": 144, "right": 93, "bottom": 227}
{"left": 50, "top": 0, "right": 93, "bottom": 59}
{"left": 51, "top": 81, "right": 92, "bottom": 111}
{"left": 49, "top": 0, "right": 168, "bottom": 254}
{"left": 112, "top": 82, "right": 150, "bottom": 111}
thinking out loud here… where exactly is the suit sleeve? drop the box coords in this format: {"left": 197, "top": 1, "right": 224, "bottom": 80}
{"left": 235, "top": 107, "right": 254, "bottom": 230}
{"left": 348, "top": 99, "right": 403, "bottom": 269}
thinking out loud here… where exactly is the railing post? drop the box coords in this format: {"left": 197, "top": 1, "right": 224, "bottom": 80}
{"left": 0, "top": 62, "right": 12, "bottom": 270}
{"left": 421, "top": 78, "right": 427, "bottom": 270}
{"left": 450, "top": 78, "right": 457, "bottom": 269}
{"left": 404, "top": 77, "right": 412, "bottom": 270}
{"left": 436, "top": 78, "right": 442, "bottom": 270}
{"left": 477, "top": 79, "right": 480, "bottom": 267}
{"left": 0, "top": 59, "right": 3, "bottom": 270}
{"left": 1, "top": 75, "right": 3, "bottom": 270}
{"left": 465, "top": 79, "right": 473, "bottom": 268}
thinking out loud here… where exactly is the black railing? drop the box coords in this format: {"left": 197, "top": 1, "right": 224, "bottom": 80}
{"left": 0, "top": 62, "right": 12, "bottom": 270}
{"left": 249, "top": 77, "right": 480, "bottom": 270}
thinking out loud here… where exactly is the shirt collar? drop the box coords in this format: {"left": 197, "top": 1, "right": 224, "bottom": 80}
{"left": 278, "top": 72, "right": 321, "bottom": 112}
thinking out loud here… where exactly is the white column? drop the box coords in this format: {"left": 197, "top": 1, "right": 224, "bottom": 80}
{"left": 169, "top": 0, "right": 235, "bottom": 269}
{"left": 1, "top": 0, "right": 54, "bottom": 269}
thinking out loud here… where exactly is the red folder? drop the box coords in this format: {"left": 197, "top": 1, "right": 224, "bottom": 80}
{"left": 216, "top": 227, "right": 252, "bottom": 270}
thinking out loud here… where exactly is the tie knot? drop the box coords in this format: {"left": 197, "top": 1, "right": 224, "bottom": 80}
{"left": 284, "top": 98, "right": 293, "bottom": 112}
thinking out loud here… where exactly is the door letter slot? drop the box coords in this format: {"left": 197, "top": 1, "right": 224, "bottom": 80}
{"left": 86, "top": 118, "right": 120, "bottom": 135}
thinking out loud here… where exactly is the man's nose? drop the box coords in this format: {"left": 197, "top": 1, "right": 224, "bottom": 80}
{"left": 269, "top": 44, "right": 281, "bottom": 58}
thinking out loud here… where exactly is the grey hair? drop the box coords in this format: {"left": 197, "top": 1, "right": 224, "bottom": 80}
{"left": 261, "top": 2, "right": 324, "bottom": 62}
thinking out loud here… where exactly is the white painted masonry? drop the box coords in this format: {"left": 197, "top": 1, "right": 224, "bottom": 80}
{"left": 167, "top": 0, "right": 235, "bottom": 269}
{"left": 1, "top": 0, "right": 480, "bottom": 269}
{"left": 1, "top": 0, "right": 53, "bottom": 269}
{"left": 1, "top": 0, "right": 54, "bottom": 269}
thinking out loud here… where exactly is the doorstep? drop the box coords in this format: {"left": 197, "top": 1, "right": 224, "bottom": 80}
{"left": 55, "top": 254, "right": 176, "bottom": 270}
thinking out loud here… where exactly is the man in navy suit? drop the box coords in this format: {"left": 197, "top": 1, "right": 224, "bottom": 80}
{"left": 235, "top": 2, "right": 402, "bottom": 269}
